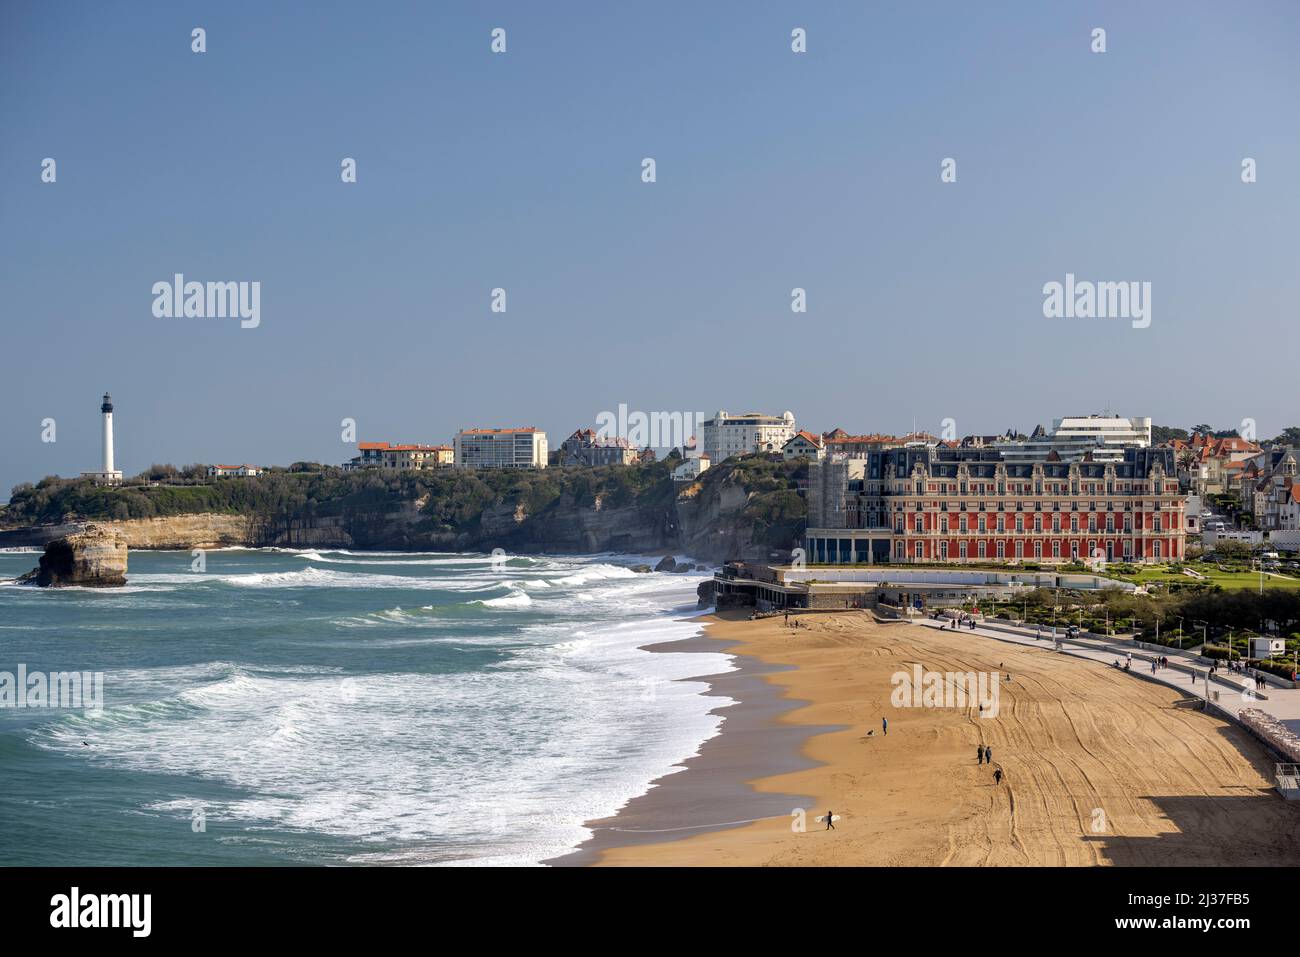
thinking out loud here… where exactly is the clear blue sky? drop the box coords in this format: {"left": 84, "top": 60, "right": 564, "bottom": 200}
{"left": 2, "top": 0, "right": 1297, "bottom": 495}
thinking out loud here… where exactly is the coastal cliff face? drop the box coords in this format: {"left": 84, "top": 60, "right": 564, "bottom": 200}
{"left": 17, "top": 523, "right": 128, "bottom": 587}
{"left": 2, "top": 457, "right": 806, "bottom": 561}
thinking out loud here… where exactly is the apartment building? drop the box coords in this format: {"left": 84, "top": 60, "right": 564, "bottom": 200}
{"left": 996, "top": 414, "right": 1152, "bottom": 464}
{"left": 701, "top": 410, "right": 796, "bottom": 461}
{"left": 454, "top": 428, "right": 548, "bottom": 469}
{"left": 806, "top": 446, "right": 1185, "bottom": 565}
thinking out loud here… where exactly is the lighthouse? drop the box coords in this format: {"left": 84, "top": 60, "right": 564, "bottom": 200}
{"left": 81, "top": 392, "right": 124, "bottom": 486}
{"left": 101, "top": 392, "right": 115, "bottom": 474}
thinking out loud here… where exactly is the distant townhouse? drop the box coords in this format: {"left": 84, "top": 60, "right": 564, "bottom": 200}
{"left": 208, "top": 464, "right": 264, "bottom": 478}
{"left": 454, "top": 428, "right": 548, "bottom": 469}
{"left": 1242, "top": 449, "right": 1299, "bottom": 530}
{"left": 672, "top": 453, "right": 710, "bottom": 482}
{"left": 805, "top": 446, "right": 1185, "bottom": 566}
{"left": 559, "top": 429, "right": 639, "bottom": 467}
{"left": 822, "top": 433, "right": 898, "bottom": 458}
{"left": 344, "top": 442, "right": 453, "bottom": 471}
{"left": 781, "top": 431, "right": 825, "bottom": 461}
{"left": 1171, "top": 433, "right": 1261, "bottom": 495}
{"left": 701, "top": 410, "right": 796, "bottom": 461}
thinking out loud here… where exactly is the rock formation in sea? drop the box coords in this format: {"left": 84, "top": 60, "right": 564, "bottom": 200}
{"left": 17, "top": 523, "right": 128, "bottom": 587}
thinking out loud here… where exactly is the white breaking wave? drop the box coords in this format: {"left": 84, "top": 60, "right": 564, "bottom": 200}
{"left": 20, "top": 549, "right": 725, "bottom": 865}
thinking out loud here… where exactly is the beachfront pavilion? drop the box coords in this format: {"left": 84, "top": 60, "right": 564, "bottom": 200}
{"left": 712, "top": 563, "right": 1132, "bottom": 613}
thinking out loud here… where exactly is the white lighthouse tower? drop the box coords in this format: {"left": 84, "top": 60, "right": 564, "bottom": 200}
{"left": 81, "top": 392, "right": 124, "bottom": 486}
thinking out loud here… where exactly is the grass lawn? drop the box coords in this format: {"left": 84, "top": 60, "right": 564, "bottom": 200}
{"left": 1115, "top": 565, "right": 1300, "bottom": 591}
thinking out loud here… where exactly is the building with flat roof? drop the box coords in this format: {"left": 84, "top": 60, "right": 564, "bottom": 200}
{"left": 996, "top": 414, "right": 1152, "bottom": 464}
{"left": 454, "top": 428, "right": 548, "bottom": 469}
{"left": 701, "top": 410, "right": 796, "bottom": 461}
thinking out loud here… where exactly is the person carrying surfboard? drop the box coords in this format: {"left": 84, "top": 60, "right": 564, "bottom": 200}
{"left": 824, "top": 810, "right": 835, "bottom": 830}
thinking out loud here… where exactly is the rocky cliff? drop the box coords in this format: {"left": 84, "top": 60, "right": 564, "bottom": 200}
{"left": 17, "top": 523, "right": 128, "bottom": 587}
{"left": 2, "top": 457, "right": 807, "bottom": 561}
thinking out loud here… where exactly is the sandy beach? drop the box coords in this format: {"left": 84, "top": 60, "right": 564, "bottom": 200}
{"left": 589, "top": 610, "right": 1300, "bottom": 866}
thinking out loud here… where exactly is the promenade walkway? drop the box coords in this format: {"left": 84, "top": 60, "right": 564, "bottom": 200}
{"left": 914, "top": 617, "right": 1300, "bottom": 733}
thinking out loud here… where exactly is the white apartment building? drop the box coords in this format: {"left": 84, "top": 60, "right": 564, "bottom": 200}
{"left": 701, "top": 410, "right": 796, "bottom": 462}
{"left": 453, "top": 428, "right": 548, "bottom": 469}
{"left": 998, "top": 414, "right": 1152, "bottom": 464}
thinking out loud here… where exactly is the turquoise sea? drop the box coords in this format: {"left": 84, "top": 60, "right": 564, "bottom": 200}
{"left": 0, "top": 547, "right": 724, "bottom": 865}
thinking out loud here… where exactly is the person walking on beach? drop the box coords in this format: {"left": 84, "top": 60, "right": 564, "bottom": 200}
{"left": 994, "top": 768, "right": 1003, "bottom": 785}
{"left": 977, "top": 744, "right": 985, "bottom": 764}
{"left": 825, "top": 810, "right": 835, "bottom": 831}
{"left": 984, "top": 746, "right": 992, "bottom": 763}
{"left": 882, "top": 717, "right": 888, "bottom": 736}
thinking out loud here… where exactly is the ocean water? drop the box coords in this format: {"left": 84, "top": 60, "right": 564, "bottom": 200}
{"left": 0, "top": 547, "right": 728, "bottom": 865}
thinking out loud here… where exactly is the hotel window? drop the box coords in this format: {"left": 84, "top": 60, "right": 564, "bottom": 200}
{"left": 1034, "top": 542, "right": 1043, "bottom": 559}
{"left": 1052, "top": 516, "right": 1061, "bottom": 533}
{"left": 959, "top": 516, "right": 968, "bottom": 532}
{"left": 1053, "top": 541, "right": 1061, "bottom": 558}
{"left": 1106, "top": 516, "right": 1114, "bottom": 532}
{"left": 914, "top": 542, "right": 924, "bottom": 559}
{"left": 1015, "top": 541, "right": 1024, "bottom": 559}
{"left": 1123, "top": 541, "right": 1133, "bottom": 558}
{"left": 1035, "top": 480, "right": 1043, "bottom": 495}
{"left": 978, "top": 516, "right": 986, "bottom": 532}
{"left": 1153, "top": 517, "right": 1162, "bottom": 532}
{"left": 959, "top": 542, "right": 968, "bottom": 559}
{"left": 1088, "top": 516, "right": 1097, "bottom": 533}
{"left": 940, "top": 517, "right": 949, "bottom": 533}
{"left": 940, "top": 542, "right": 948, "bottom": 560}
{"left": 978, "top": 542, "right": 986, "bottom": 558}
{"left": 1071, "top": 517, "right": 1079, "bottom": 533}
{"left": 996, "top": 516, "right": 1005, "bottom": 532}
{"left": 1153, "top": 541, "right": 1162, "bottom": 559}
{"left": 960, "top": 481, "right": 968, "bottom": 495}
{"left": 996, "top": 541, "right": 1005, "bottom": 559}
{"left": 1015, "top": 516, "right": 1024, "bottom": 532}
{"left": 915, "top": 517, "right": 924, "bottom": 533}
{"left": 1071, "top": 543, "right": 1080, "bottom": 561}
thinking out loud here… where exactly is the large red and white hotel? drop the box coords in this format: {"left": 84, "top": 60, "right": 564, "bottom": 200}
{"left": 806, "top": 445, "right": 1185, "bottom": 565}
